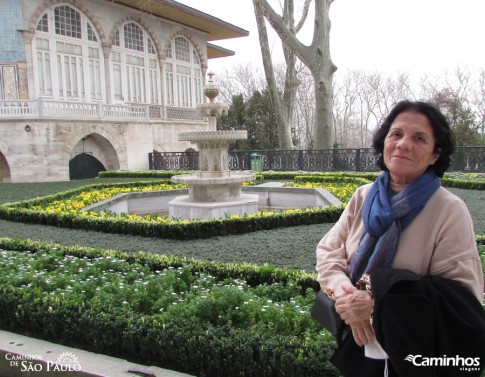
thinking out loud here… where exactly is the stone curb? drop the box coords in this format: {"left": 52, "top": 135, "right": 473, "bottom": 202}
{"left": 0, "top": 330, "right": 193, "bottom": 377}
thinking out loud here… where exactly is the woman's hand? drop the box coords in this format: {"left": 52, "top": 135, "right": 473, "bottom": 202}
{"left": 349, "top": 321, "right": 375, "bottom": 346}
{"left": 335, "top": 285, "right": 375, "bottom": 346}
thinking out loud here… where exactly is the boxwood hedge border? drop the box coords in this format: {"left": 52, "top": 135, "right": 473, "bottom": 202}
{"left": 0, "top": 171, "right": 483, "bottom": 242}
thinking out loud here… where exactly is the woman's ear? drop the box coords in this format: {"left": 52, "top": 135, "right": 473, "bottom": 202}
{"left": 432, "top": 148, "right": 442, "bottom": 164}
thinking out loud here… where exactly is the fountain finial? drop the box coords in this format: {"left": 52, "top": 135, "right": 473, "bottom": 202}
{"left": 196, "top": 72, "right": 228, "bottom": 121}
{"left": 204, "top": 71, "right": 219, "bottom": 103}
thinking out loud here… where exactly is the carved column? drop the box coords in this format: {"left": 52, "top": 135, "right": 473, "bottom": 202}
{"left": 102, "top": 44, "right": 112, "bottom": 104}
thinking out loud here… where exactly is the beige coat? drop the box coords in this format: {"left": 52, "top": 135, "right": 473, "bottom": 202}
{"left": 316, "top": 183, "right": 484, "bottom": 302}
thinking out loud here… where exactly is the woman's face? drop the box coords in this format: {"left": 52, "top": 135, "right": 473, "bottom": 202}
{"left": 383, "top": 111, "right": 440, "bottom": 185}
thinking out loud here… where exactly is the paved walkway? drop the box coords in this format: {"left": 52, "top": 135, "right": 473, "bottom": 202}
{"left": 0, "top": 330, "right": 193, "bottom": 377}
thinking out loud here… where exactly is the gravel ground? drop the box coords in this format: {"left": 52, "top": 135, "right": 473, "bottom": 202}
{"left": 0, "top": 179, "right": 483, "bottom": 273}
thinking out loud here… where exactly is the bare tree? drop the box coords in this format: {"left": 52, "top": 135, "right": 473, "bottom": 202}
{"left": 419, "top": 67, "right": 484, "bottom": 144}
{"left": 331, "top": 70, "right": 415, "bottom": 148}
{"left": 213, "top": 64, "right": 265, "bottom": 104}
{"left": 253, "top": 0, "right": 336, "bottom": 149}
{"left": 253, "top": 0, "right": 311, "bottom": 149}
{"left": 333, "top": 70, "right": 360, "bottom": 147}
{"left": 293, "top": 63, "right": 315, "bottom": 148}
{"left": 472, "top": 69, "right": 485, "bottom": 140}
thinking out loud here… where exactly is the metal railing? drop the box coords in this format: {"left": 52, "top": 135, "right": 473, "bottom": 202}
{"left": 150, "top": 147, "right": 485, "bottom": 173}
{"left": 0, "top": 99, "right": 205, "bottom": 122}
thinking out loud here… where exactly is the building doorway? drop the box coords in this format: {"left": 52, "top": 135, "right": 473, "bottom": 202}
{"left": 69, "top": 153, "right": 105, "bottom": 179}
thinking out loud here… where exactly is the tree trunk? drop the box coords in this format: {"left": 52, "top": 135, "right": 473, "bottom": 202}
{"left": 253, "top": 0, "right": 336, "bottom": 149}
{"left": 253, "top": 1, "right": 294, "bottom": 149}
{"left": 312, "top": 66, "right": 335, "bottom": 149}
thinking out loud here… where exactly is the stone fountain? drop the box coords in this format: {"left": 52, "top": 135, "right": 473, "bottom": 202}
{"left": 168, "top": 73, "right": 258, "bottom": 220}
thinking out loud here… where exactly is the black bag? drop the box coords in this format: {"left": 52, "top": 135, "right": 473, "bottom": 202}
{"left": 311, "top": 290, "right": 343, "bottom": 337}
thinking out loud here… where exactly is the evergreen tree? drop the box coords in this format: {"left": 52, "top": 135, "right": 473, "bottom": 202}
{"left": 218, "top": 90, "right": 279, "bottom": 151}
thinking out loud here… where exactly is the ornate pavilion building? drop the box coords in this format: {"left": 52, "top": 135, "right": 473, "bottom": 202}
{"left": 0, "top": 0, "right": 247, "bottom": 182}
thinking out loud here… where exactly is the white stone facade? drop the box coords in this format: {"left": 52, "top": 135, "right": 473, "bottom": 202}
{"left": 0, "top": 0, "right": 246, "bottom": 182}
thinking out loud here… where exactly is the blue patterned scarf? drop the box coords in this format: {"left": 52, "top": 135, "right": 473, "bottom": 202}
{"left": 348, "top": 169, "right": 441, "bottom": 283}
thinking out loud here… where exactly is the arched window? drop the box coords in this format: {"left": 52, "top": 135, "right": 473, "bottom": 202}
{"left": 32, "top": 5, "right": 103, "bottom": 101}
{"left": 164, "top": 36, "right": 203, "bottom": 108}
{"left": 110, "top": 22, "right": 160, "bottom": 104}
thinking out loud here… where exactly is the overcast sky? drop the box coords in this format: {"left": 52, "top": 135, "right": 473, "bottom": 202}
{"left": 177, "top": 0, "right": 485, "bottom": 78}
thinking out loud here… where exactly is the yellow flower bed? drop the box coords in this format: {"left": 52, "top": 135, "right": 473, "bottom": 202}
{"left": 28, "top": 181, "right": 352, "bottom": 223}
{"left": 31, "top": 183, "right": 186, "bottom": 223}
{"left": 288, "top": 181, "right": 361, "bottom": 206}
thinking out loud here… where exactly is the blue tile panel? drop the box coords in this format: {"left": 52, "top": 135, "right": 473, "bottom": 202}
{"left": 0, "top": 0, "right": 26, "bottom": 61}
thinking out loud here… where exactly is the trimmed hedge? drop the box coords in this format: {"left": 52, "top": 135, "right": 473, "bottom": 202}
{"left": 0, "top": 238, "right": 338, "bottom": 377}
{"left": 294, "top": 175, "right": 371, "bottom": 186}
{"left": 440, "top": 178, "right": 485, "bottom": 190}
{"left": 0, "top": 172, "right": 482, "bottom": 241}
{"left": 100, "top": 170, "right": 485, "bottom": 190}
{"left": 0, "top": 177, "right": 344, "bottom": 240}
{"left": 0, "top": 202, "right": 344, "bottom": 240}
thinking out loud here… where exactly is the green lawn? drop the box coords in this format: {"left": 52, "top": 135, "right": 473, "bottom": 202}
{"left": 0, "top": 178, "right": 483, "bottom": 273}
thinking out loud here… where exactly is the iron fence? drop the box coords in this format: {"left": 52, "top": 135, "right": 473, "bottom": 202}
{"left": 149, "top": 146, "right": 485, "bottom": 173}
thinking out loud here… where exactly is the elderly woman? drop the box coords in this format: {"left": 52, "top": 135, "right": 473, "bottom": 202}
{"left": 315, "top": 100, "right": 484, "bottom": 376}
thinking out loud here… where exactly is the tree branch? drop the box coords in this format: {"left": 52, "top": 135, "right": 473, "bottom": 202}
{"left": 295, "top": 0, "right": 312, "bottom": 33}
{"left": 253, "top": 0, "right": 312, "bottom": 65}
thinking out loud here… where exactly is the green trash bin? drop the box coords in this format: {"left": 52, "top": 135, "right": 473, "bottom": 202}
{"left": 250, "top": 153, "right": 263, "bottom": 172}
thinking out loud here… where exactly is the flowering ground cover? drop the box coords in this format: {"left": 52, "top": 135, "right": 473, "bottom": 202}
{"left": 0, "top": 239, "right": 339, "bottom": 376}
{"left": 0, "top": 248, "right": 319, "bottom": 338}
{"left": 0, "top": 250, "right": 320, "bottom": 335}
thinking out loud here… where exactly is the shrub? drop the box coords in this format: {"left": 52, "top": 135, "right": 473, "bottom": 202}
{"left": 0, "top": 238, "right": 339, "bottom": 377}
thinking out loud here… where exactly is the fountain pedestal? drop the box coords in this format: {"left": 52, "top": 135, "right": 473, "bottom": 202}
{"left": 168, "top": 73, "right": 258, "bottom": 220}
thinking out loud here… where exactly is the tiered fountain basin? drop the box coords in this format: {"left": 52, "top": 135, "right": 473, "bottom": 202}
{"left": 167, "top": 129, "right": 260, "bottom": 220}
{"left": 82, "top": 183, "right": 342, "bottom": 219}
{"left": 169, "top": 168, "right": 258, "bottom": 220}
{"left": 177, "top": 130, "right": 244, "bottom": 142}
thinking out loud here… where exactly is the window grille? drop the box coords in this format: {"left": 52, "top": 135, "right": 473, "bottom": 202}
{"left": 124, "top": 23, "right": 144, "bottom": 52}
{"left": 113, "top": 30, "right": 120, "bottom": 47}
{"left": 147, "top": 38, "right": 155, "bottom": 54}
{"left": 175, "top": 37, "right": 190, "bottom": 62}
{"left": 192, "top": 50, "right": 200, "bottom": 65}
{"left": 36, "top": 14, "right": 49, "bottom": 32}
{"left": 110, "top": 22, "right": 159, "bottom": 104}
{"left": 32, "top": 5, "right": 103, "bottom": 101}
{"left": 87, "top": 23, "right": 97, "bottom": 42}
{"left": 55, "top": 6, "right": 82, "bottom": 39}
{"left": 165, "top": 36, "right": 202, "bottom": 108}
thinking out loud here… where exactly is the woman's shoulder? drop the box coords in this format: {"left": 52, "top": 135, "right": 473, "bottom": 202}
{"left": 428, "top": 186, "right": 470, "bottom": 214}
{"left": 433, "top": 186, "right": 466, "bottom": 203}
{"left": 355, "top": 182, "right": 374, "bottom": 195}
{"left": 348, "top": 182, "right": 373, "bottom": 204}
